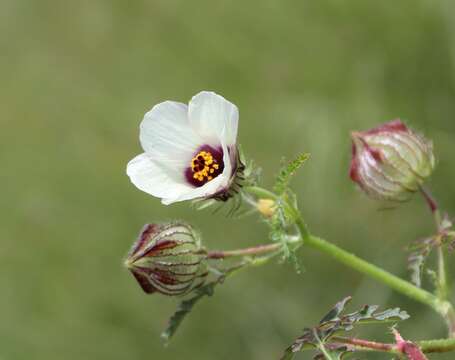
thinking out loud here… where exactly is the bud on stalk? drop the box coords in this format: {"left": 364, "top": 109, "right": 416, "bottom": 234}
{"left": 125, "top": 222, "right": 207, "bottom": 296}
{"left": 257, "top": 198, "right": 276, "bottom": 218}
{"left": 349, "top": 120, "right": 435, "bottom": 202}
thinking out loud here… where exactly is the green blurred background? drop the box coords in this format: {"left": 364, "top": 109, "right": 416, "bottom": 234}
{"left": 2, "top": 0, "right": 455, "bottom": 359}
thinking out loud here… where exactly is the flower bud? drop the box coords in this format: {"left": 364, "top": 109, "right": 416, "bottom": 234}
{"left": 125, "top": 222, "right": 207, "bottom": 296}
{"left": 349, "top": 120, "right": 435, "bottom": 201}
{"left": 257, "top": 199, "right": 276, "bottom": 218}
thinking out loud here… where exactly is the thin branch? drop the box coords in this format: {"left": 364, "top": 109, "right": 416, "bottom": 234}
{"left": 206, "top": 236, "right": 301, "bottom": 259}
{"left": 331, "top": 336, "right": 395, "bottom": 353}
{"left": 420, "top": 186, "right": 439, "bottom": 215}
{"left": 207, "top": 243, "right": 282, "bottom": 259}
{"left": 332, "top": 336, "right": 455, "bottom": 355}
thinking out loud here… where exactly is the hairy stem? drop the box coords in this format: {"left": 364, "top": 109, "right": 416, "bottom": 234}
{"left": 331, "top": 336, "right": 396, "bottom": 353}
{"left": 206, "top": 238, "right": 300, "bottom": 259}
{"left": 301, "top": 231, "right": 444, "bottom": 314}
{"left": 420, "top": 187, "right": 453, "bottom": 335}
{"left": 437, "top": 246, "right": 449, "bottom": 301}
{"left": 419, "top": 338, "right": 455, "bottom": 353}
{"left": 420, "top": 187, "right": 448, "bottom": 300}
{"left": 332, "top": 336, "right": 455, "bottom": 355}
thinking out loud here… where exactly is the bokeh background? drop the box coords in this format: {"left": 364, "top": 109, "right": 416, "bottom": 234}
{"left": 2, "top": 1, "right": 455, "bottom": 359}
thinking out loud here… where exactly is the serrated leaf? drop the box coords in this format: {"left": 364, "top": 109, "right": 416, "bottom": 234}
{"left": 274, "top": 153, "right": 310, "bottom": 195}
{"left": 282, "top": 297, "right": 409, "bottom": 359}
{"left": 161, "top": 282, "right": 216, "bottom": 343}
{"left": 345, "top": 305, "right": 409, "bottom": 325}
{"left": 320, "top": 297, "right": 352, "bottom": 324}
{"left": 268, "top": 199, "right": 303, "bottom": 272}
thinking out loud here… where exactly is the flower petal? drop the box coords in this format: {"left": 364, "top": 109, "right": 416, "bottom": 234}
{"left": 127, "top": 153, "right": 192, "bottom": 200}
{"left": 188, "top": 91, "right": 238, "bottom": 147}
{"left": 140, "top": 101, "right": 202, "bottom": 159}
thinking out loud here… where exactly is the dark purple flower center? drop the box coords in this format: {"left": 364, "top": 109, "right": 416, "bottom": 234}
{"left": 185, "top": 145, "right": 224, "bottom": 187}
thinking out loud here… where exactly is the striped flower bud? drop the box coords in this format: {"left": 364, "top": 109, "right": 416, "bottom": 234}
{"left": 125, "top": 222, "right": 208, "bottom": 296}
{"left": 349, "top": 120, "right": 435, "bottom": 202}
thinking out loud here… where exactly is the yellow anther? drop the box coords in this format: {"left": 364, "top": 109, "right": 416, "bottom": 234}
{"left": 190, "top": 150, "right": 221, "bottom": 183}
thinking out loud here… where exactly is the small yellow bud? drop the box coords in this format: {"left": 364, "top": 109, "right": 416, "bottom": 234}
{"left": 257, "top": 199, "right": 276, "bottom": 218}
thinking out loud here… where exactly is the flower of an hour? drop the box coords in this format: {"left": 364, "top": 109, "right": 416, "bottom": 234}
{"left": 127, "top": 91, "right": 241, "bottom": 205}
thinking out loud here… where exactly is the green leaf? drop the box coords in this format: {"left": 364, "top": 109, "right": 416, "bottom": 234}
{"left": 343, "top": 305, "right": 409, "bottom": 326}
{"left": 161, "top": 282, "right": 216, "bottom": 343}
{"left": 320, "top": 297, "right": 352, "bottom": 324}
{"left": 274, "top": 153, "right": 310, "bottom": 195}
{"left": 281, "top": 297, "right": 409, "bottom": 359}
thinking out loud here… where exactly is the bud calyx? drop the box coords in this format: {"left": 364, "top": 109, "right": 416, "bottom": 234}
{"left": 125, "top": 222, "right": 207, "bottom": 296}
{"left": 349, "top": 120, "right": 435, "bottom": 201}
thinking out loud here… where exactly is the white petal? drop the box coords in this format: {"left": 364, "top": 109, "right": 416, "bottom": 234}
{"left": 140, "top": 101, "right": 202, "bottom": 161}
{"left": 188, "top": 91, "right": 238, "bottom": 147}
{"left": 126, "top": 153, "right": 192, "bottom": 200}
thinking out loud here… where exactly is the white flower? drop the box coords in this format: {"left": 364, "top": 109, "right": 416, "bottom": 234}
{"left": 127, "top": 91, "right": 240, "bottom": 205}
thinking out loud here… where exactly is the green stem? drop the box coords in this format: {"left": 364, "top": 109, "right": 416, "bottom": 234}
{"left": 420, "top": 187, "right": 448, "bottom": 300}
{"left": 312, "top": 329, "right": 337, "bottom": 360}
{"left": 420, "top": 187, "right": 453, "bottom": 335}
{"left": 437, "top": 245, "right": 449, "bottom": 301}
{"left": 301, "top": 231, "right": 443, "bottom": 314}
{"left": 244, "top": 186, "right": 455, "bottom": 334}
{"left": 434, "top": 208, "right": 449, "bottom": 305}
{"left": 299, "top": 221, "right": 455, "bottom": 337}
{"left": 419, "top": 338, "right": 455, "bottom": 353}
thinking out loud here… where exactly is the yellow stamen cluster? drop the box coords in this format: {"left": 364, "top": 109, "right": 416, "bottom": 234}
{"left": 191, "top": 151, "right": 220, "bottom": 182}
